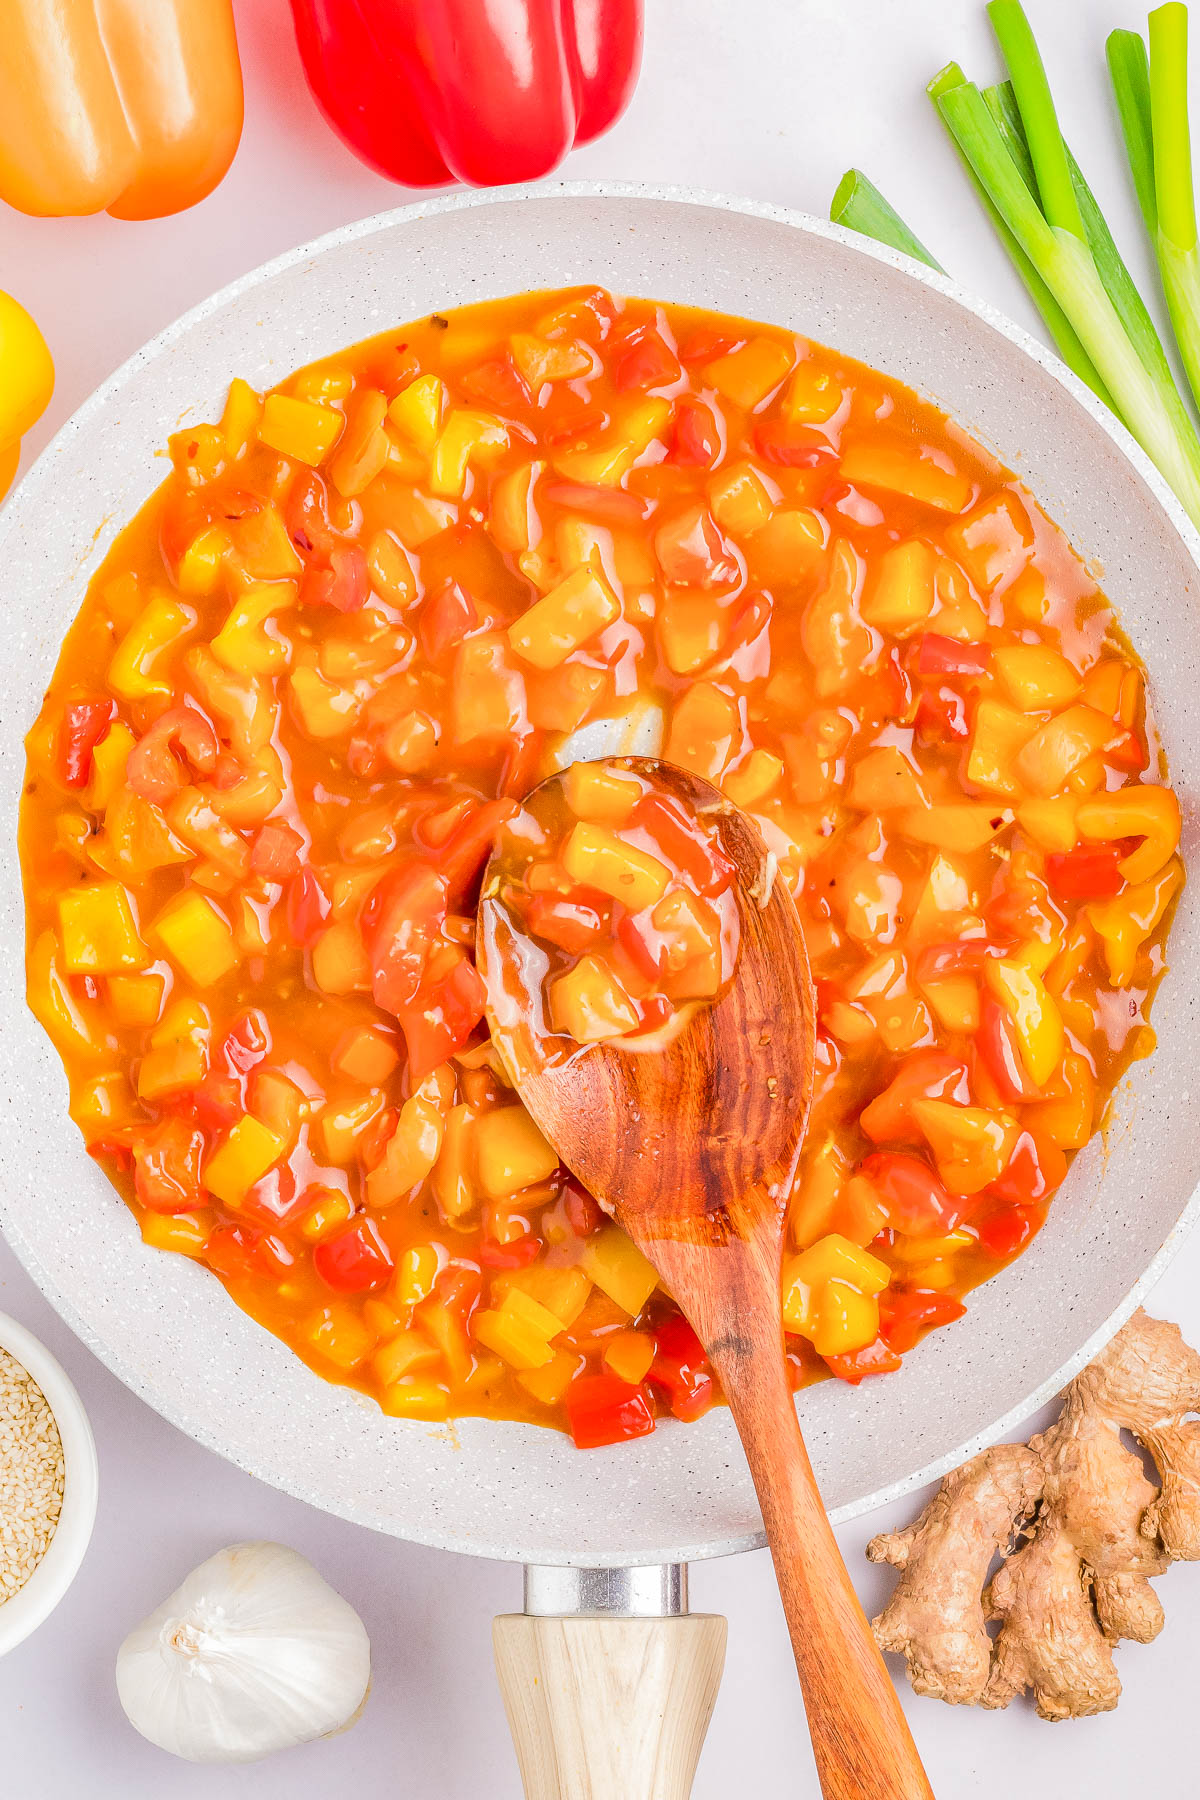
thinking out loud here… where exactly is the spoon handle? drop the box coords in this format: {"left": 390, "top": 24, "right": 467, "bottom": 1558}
{"left": 716, "top": 1332, "right": 934, "bottom": 1800}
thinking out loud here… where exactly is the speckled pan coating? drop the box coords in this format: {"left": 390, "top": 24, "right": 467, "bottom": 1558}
{"left": 1, "top": 184, "right": 1198, "bottom": 1566}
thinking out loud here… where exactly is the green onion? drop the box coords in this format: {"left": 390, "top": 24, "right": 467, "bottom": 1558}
{"left": 929, "top": 11, "right": 1200, "bottom": 527}
{"left": 1111, "top": 5, "right": 1200, "bottom": 419}
{"left": 829, "top": 170, "right": 943, "bottom": 271}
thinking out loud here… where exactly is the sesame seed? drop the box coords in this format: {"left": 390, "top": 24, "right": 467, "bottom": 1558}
{"left": 0, "top": 1348, "right": 65, "bottom": 1603}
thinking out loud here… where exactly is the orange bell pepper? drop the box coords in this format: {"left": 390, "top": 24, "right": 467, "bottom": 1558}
{"left": 0, "top": 0, "right": 243, "bottom": 219}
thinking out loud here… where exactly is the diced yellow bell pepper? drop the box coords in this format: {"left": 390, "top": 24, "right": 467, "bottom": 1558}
{"left": 300, "top": 1190, "right": 354, "bottom": 1242}
{"left": 490, "top": 461, "right": 539, "bottom": 554}
{"left": 840, "top": 441, "right": 972, "bottom": 512}
{"left": 107, "top": 970, "right": 165, "bottom": 1028}
{"left": 665, "top": 682, "right": 742, "bottom": 782}
{"left": 1076, "top": 785, "right": 1181, "bottom": 884}
{"left": 1030, "top": 1050, "right": 1096, "bottom": 1149}
{"left": 704, "top": 338, "right": 794, "bottom": 409}
{"left": 333, "top": 1027, "right": 399, "bottom": 1086}
{"left": 86, "top": 720, "right": 136, "bottom": 811}
{"left": 966, "top": 702, "right": 1038, "bottom": 798}
{"left": 1017, "top": 796, "right": 1079, "bottom": 854}
{"left": 723, "top": 748, "right": 784, "bottom": 810}
{"left": 221, "top": 377, "right": 262, "bottom": 459}
{"left": 175, "top": 525, "right": 230, "bottom": 597}
{"left": 58, "top": 881, "right": 148, "bottom": 973}
{"left": 781, "top": 361, "right": 843, "bottom": 424}
{"left": 149, "top": 890, "right": 239, "bottom": 986}
{"left": 165, "top": 791, "right": 251, "bottom": 880}
{"left": 563, "top": 762, "right": 640, "bottom": 825}
{"left": 983, "top": 958, "right": 1065, "bottom": 1086}
{"left": 860, "top": 539, "right": 936, "bottom": 634}
{"left": 213, "top": 586, "right": 295, "bottom": 676}
{"left": 944, "top": 489, "right": 1033, "bottom": 592}
{"left": 562, "top": 820, "right": 669, "bottom": 911}
{"left": 203, "top": 1114, "right": 287, "bottom": 1206}
{"left": 140, "top": 1210, "right": 211, "bottom": 1258}
{"left": 811, "top": 1282, "right": 881, "bottom": 1357}
{"left": 314, "top": 1093, "right": 385, "bottom": 1166}
{"left": 508, "top": 564, "right": 620, "bottom": 670}
{"left": 788, "top": 1232, "right": 890, "bottom": 1294}
{"left": 371, "top": 1329, "right": 440, "bottom": 1388}
{"left": 788, "top": 1138, "right": 846, "bottom": 1249}
{"left": 504, "top": 1265, "right": 592, "bottom": 1330}
{"left": 747, "top": 509, "right": 828, "bottom": 588}
{"left": 899, "top": 805, "right": 1012, "bottom": 854}
{"left": 911, "top": 1098, "right": 1019, "bottom": 1194}
{"left": 428, "top": 409, "right": 509, "bottom": 499}
{"left": 453, "top": 634, "right": 526, "bottom": 742}
{"left": 581, "top": 1225, "right": 658, "bottom": 1316}
{"left": 921, "top": 976, "right": 981, "bottom": 1034}
{"left": 993, "top": 644, "right": 1081, "bottom": 711}
{"left": 387, "top": 373, "right": 445, "bottom": 452}
{"left": 890, "top": 1228, "right": 974, "bottom": 1263}
{"left": 108, "top": 596, "right": 194, "bottom": 700}
{"left": 473, "top": 1292, "right": 557, "bottom": 1372}
{"left": 289, "top": 664, "right": 361, "bottom": 739}
{"left": 394, "top": 1243, "right": 441, "bottom": 1310}
{"left": 27, "top": 929, "right": 116, "bottom": 1061}
{"left": 847, "top": 746, "right": 929, "bottom": 811}
{"left": 708, "top": 461, "right": 775, "bottom": 537}
{"left": 305, "top": 1305, "right": 375, "bottom": 1371}
{"left": 69, "top": 1069, "right": 135, "bottom": 1139}
{"left": 1016, "top": 704, "right": 1121, "bottom": 796}
{"left": 549, "top": 954, "right": 640, "bottom": 1043}
{"left": 311, "top": 921, "right": 371, "bottom": 996}
{"left": 1088, "top": 858, "right": 1183, "bottom": 987}
{"left": 257, "top": 392, "right": 342, "bottom": 465}
{"left": 553, "top": 399, "right": 670, "bottom": 486}
{"left": 519, "top": 1348, "right": 584, "bottom": 1405}
{"left": 328, "top": 388, "right": 389, "bottom": 498}
{"left": 136, "top": 997, "right": 209, "bottom": 1100}
{"left": 510, "top": 334, "right": 592, "bottom": 386}
{"left": 604, "top": 1329, "right": 657, "bottom": 1385}
{"left": 379, "top": 1377, "right": 451, "bottom": 1419}
{"left": 432, "top": 1104, "right": 479, "bottom": 1218}
{"left": 475, "top": 1106, "right": 560, "bottom": 1199}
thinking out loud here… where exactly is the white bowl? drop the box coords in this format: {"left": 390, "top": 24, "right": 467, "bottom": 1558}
{"left": 0, "top": 1312, "right": 98, "bottom": 1654}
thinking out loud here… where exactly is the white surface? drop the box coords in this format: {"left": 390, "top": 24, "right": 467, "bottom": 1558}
{"left": 3, "top": 0, "right": 1198, "bottom": 1791}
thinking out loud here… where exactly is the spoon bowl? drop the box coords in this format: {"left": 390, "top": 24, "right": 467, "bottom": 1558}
{"left": 479, "top": 757, "right": 935, "bottom": 1800}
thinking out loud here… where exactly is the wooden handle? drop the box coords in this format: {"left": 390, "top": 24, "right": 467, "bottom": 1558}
{"left": 719, "top": 1340, "right": 934, "bottom": 1800}
{"left": 493, "top": 1613, "right": 726, "bottom": 1800}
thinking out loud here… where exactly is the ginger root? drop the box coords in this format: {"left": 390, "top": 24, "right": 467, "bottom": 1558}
{"left": 868, "top": 1310, "right": 1200, "bottom": 1719}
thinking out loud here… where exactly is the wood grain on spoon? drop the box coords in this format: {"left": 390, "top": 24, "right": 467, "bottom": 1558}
{"left": 478, "top": 756, "right": 934, "bottom": 1800}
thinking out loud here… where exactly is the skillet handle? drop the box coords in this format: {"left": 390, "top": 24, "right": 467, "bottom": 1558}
{"left": 493, "top": 1611, "right": 726, "bottom": 1800}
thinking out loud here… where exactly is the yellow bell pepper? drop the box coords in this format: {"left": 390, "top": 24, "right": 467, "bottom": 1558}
{"left": 0, "top": 289, "right": 54, "bottom": 496}
{"left": 1075, "top": 786, "right": 1181, "bottom": 885}
{"left": 1089, "top": 858, "right": 1184, "bottom": 986}
{"left": 0, "top": 0, "right": 243, "bottom": 219}
{"left": 911, "top": 1099, "right": 1019, "bottom": 1195}
{"left": 983, "top": 957, "right": 1065, "bottom": 1087}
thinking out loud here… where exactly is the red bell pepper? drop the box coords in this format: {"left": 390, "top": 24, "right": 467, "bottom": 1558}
{"left": 313, "top": 1217, "right": 394, "bottom": 1292}
{"left": 565, "top": 1372, "right": 656, "bottom": 1449}
{"left": 289, "top": 0, "right": 643, "bottom": 189}
{"left": 58, "top": 697, "right": 115, "bottom": 788}
{"left": 1044, "top": 843, "right": 1124, "bottom": 901}
{"left": 648, "top": 1314, "right": 714, "bottom": 1422}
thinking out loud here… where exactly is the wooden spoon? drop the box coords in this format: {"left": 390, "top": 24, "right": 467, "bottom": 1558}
{"left": 478, "top": 756, "right": 934, "bottom": 1800}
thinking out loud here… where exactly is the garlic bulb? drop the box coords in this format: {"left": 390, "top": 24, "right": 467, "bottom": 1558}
{"left": 115, "top": 1541, "right": 371, "bottom": 1763}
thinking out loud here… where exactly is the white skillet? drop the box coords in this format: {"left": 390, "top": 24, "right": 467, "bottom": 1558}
{"left": 1, "top": 185, "right": 1198, "bottom": 1794}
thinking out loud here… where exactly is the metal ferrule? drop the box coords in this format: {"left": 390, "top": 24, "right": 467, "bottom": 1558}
{"left": 523, "top": 1563, "right": 688, "bottom": 1618}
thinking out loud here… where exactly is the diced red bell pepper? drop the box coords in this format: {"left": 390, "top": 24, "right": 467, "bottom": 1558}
{"left": 562, "top": 1177, "right": 604, "bottom": 1237}
{"left": 359, "top": 1106, "right": 400, "bottom": 1174}
{"left": 392, "top": 952, "right": 488, "bottom": 1080}
{"left": 824, "top": 1338, "right": 904, "bottom": 1384}
{"left": 915, "top": 634, "right": 991, "bottom": 678}
{"left": 462, "top": 355, "right": 531, "bottom": 411}
{"left": 286, "top": 867, "right": 333, "bottom": 949}
{"left": 976, "top": 993, "right": 1042, "bottom": 1104}
{"left": 59, "top": 698, "right": 116, "bottom": 788}
{"left": 614, "top": 326, "right": 681, "bottom": 392}
{"left": 977, "top": 1204, "right": 1041, "bottom": 1259}
{"left": 678, "top": 326, "right": 742, "bottom": 364}
{"left": 220, "top": 1010, "right": 271, "bottom": 1075}
{"left": 616, "top": 910, "right": 664, "bottom": 981}
{"left": 752, "top": 420, "right": 837, "bottom": 468}
{"left": 362, "top": 861, "right": 449, "bottom": 1015}
{"left": 478, "top": 1233, "right": 543, "bottom": 1269}
{"left": 205, "top": 1225, "right": 271, "bottom": 1285}
{"left": 988, "top": 1128, "right": 1066, "bottom": 1207}
{"left": 289, "top": 0, "right": 643, "bottom": 188}
{"left": 652, "top": 503, "right": 739, "bottom": 588}
{"left": 1107, "top": 729, "right": 1149, "bottom": 772}
{"left": 420, "top": 581, "right": 479, "bottom": 663}
{"left": 524, "top": 892, "right": 610, "bottom": 954}
{"left": 188, "top": 1073, "right": 244, "bottom": 1133}
{"left": 313, "top": 1217, "right": 395, "bottom": 1292}
{"left": 133, "top": 1119, "right": 205, "bottom": 1214}
{"left": 859, "top": 1051, "right": 971, "bottom": 1146}
{"left": 859, "top": 1151, "right": 961, "bottom": 1235}
{"left": 565, "top": 1373, "right": 656, "bottom": 1450}
{"left": 284, "top": 468, "right": 338, "bottom": 559}
{"left": 914, "top": 686, "right": 970, "bottom": 745}
{"left": 251, "top": 821, "right": 305, "bottom": 881}
{"left": 542, "top": 480, "right": 650, "bottom": 524}
{"left": 878, "top": 1289, "right": 967, "bottom": 1354}
{"left": 630, "top": 793, "right": 736, "bottom": 895}
{"left": 1044, "top": 843, "right": 1124, "bottom": 901}
{"left": 301, "top": 544, "right": 369, "bottom": 613}
{"left": 668, "top": 395, "right": 722, "bottom": 468}
{"left": 126, "top": 706, "right": 220, "bottom": 805}
{"left": 435, "top": 797, "right": 520, "bottom": 904}
{"left": 648, "top": 1313, "right": 714, "bottom": 1422}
